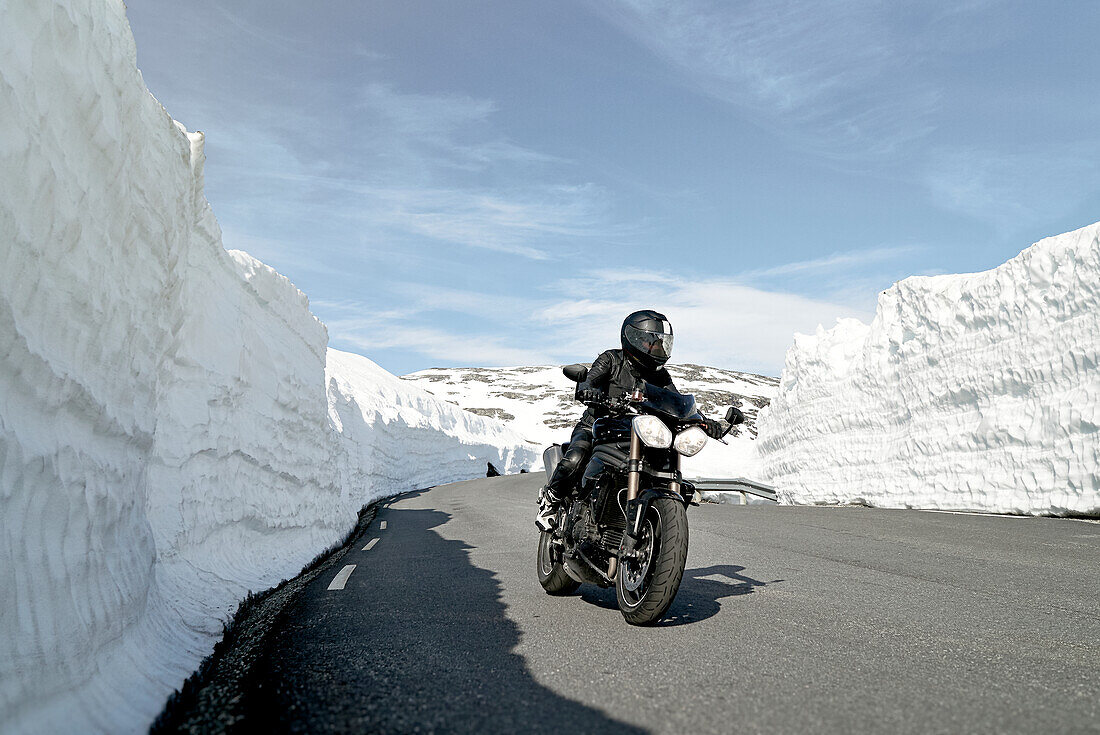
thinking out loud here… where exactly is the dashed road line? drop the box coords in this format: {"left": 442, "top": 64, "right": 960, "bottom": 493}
{"left": 380, "top": 520, "right": 387, "bottom": 530}
{"left": 327, "top": 564, "right": 356, "bottom": 591}
{"left": 362, "top": 537, "right": 379, "bottom": 551}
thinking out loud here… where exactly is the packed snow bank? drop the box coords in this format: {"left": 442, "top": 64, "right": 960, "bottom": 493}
{"left": 327, "top": 349, "right": 536, "bottom": 494}
{"left": 758, "top": 223, "right": 1100, "bottom": 516}
{"left": 0, "top": 2, "right": 535, "bottom": 733}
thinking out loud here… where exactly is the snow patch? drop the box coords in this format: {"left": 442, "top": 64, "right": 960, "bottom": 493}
{"left": 0, "top": 2, "right": 535, "bottom": 732}
{"left": 401, "top": 363, "right": 779, "bottom": 481}
{"left": 758, "top": 223, "right": 1100, "bottom": 516}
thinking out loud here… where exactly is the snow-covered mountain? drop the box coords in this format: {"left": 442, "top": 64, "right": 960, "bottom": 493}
{"left": 403, "top": 363, "right": 779, "bottom": 479}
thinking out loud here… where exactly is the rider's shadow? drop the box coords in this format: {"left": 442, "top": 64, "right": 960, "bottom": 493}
{"left": 580, "top": 564, "right": 778, "bottom": 626}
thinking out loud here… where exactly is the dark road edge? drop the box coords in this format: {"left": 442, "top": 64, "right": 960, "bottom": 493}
{"left": 149, "top": 500, "right": 387, "bottom": 734}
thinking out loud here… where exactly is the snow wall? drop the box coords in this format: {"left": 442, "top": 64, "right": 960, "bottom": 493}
{"left": 758, "top": 223, "right": 1100, "bottom": 516}
{"left": 0, "top": 2, "right": 537, "bottom": 733}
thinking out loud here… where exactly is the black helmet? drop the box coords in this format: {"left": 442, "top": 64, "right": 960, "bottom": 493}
{"left": 621, "top": 310, "right": 673, "bottom": 371}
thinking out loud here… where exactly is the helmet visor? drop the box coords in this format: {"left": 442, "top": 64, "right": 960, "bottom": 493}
{"left": 624, "top": 325, "right": 674, "bottom": 361}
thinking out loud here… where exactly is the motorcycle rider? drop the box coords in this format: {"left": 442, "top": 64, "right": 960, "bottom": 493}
{"left": 536, "top": 310, "right": 729, "bottom": 531}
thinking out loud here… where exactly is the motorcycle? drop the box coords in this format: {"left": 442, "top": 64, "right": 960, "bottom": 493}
{"left": 536, "top": 363, "right": 743, "bottom": 625}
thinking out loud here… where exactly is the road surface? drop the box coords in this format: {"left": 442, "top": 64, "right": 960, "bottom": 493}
{"left": 249, "top": 474, "right": 1099, "bottom": 733}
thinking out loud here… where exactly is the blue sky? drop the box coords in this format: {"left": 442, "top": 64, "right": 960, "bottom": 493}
{"left": 125, "top": 0, "right": 1100, "bottom": 376}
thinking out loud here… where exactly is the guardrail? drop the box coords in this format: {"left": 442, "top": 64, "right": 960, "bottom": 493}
{"left": 691, "top": 477, "right": 778, "bottom": 504}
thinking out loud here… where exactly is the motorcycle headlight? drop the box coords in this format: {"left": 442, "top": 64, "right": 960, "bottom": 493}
{"left": 633, "top": 415, "right": 672, "bottom": 449}
{"left": 673, "top": 426, "right": 708, "bottom": 456}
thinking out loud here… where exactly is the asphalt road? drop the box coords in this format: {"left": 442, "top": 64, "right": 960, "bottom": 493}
{"left": 251, "top": 474, "right": 1100, "bottom": 734}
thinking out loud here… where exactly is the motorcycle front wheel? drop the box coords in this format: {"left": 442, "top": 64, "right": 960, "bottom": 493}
{"left": 537, "top": 530, "right": 580, "bottom": 595}
{"left": 616, "top": 497, "right": 688, "bottom": 625}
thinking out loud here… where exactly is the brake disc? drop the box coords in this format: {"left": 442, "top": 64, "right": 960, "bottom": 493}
{"left": 622, "top": 524, "right": 653, "bottom": 593}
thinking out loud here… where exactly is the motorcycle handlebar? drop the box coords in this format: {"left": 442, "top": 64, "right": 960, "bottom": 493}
{"left": 582, "top": 395, "right": 633, "bottom": 412}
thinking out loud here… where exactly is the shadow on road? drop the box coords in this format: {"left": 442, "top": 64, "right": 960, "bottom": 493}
{"left": 661, "top": 565, "right": 776, "bottom": 627}
{"left": 580, "top": 564, "right": 774, "bottom": 626}
{"left": 250, "top": 501, "right": 646, "bottom": 734}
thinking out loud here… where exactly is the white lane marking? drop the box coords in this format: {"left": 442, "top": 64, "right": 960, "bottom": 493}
{"left": 380, "top": 520, "right": 387, "bottom": 530}
{"left": 362, "top": 537, "right": 379, "bottom": 551}
{"left": 327, "top": 564, "right": 356, "bottom": 590}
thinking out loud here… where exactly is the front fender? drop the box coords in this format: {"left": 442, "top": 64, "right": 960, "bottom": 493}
{"left": 625, "top": 487, "right": 688, "bottom": 540}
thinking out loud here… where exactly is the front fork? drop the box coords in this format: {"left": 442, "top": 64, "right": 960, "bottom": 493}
{"left": 627, "top": 429, "right": 643, "bottom": 503}
{"left": 607, "top": 429, "right": 643, "bottom": 581}
{"left": 609, "top": 430, "right": 682, "bottom": 581}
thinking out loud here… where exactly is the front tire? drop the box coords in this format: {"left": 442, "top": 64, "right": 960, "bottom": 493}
{"left": 616, "top": 497, "right": 688, "bottom": 625}
{"left": 537, "top": 530, "right": 580, "bottom": 595}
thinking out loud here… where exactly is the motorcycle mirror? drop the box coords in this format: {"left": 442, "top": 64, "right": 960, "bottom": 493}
{"left": 562, "top": 363, "right": 589, "bottom": 383}
{"left": 725, "top": 406, "right": 746, "bottom": 425}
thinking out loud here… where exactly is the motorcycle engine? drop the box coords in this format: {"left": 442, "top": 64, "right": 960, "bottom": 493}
{"left": 568, "top": 503, "right": 592, "bottom": 546}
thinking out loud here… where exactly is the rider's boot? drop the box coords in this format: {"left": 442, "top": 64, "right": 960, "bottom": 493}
{"left": 535, "top": 484, "right": 564, "bottom": 532}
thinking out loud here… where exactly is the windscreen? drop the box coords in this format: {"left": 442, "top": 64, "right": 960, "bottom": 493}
{"left": 640, "top": 382, "right": 697, "bottom": 420}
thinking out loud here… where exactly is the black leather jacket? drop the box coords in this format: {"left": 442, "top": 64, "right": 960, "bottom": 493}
{"left": 575, "top": 349, "right": 675, "bottom": 427}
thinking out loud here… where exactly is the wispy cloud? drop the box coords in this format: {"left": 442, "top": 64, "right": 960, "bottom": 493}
{"left": 319, "top": 300, "right": 558, "bottom": 367}
{"left": 596, "top": 0, "right": 952, "bottom": 157}
{"left": 317, "top": 266, "right": 873, "bottom": 375}
{"left": 196, "top": 81, "right": 616, "bottom": 262}
{"left": 536, "top": 270, "right": 874, "bottom": 374}
{"left": 594, "top": 0, "right": 1100, "bottom": 232}
{"left": 357, "top": 184, "right": 610, "bottom": 260}
{"left": 564, "top": 243, "right": 917, "bottom": 312}
{"left": 218, "top": 174, "right": 612, "bottom": 260}
{"left": 923, "top": 145, "right": 1100, "bottom": 228}
{"left": 355, "top": 83, "right": 564, "bottom": 171}
{"left": 210, "top": 2, "right": 308, "bottom": 50}
{"left": 738, "top": 245, "right": 922, "bottom": 279}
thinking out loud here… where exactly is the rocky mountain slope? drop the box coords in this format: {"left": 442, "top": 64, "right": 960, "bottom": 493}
{"left": 402, "top": 363, "right": 779, "bottom": 479}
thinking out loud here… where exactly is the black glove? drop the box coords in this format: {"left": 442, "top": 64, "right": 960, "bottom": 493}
{"left": 702, "top": 417, "right": 725, "bottom": 439}
{"left": 726, "top": 406, "right": 746, "bottom": 426}
{"left": 576, "top": 387, "right": 606, "bottom": 404}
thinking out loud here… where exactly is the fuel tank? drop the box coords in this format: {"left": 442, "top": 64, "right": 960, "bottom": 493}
{"left": 592, "top": 415, "right": 633, "bottom": 444}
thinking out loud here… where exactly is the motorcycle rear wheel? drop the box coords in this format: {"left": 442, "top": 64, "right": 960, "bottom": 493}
{"left": 537, "top": 530, "right": 580, "bottom": 595}
{"left": 616, "top": 497, "right": 688, "bottom": 625}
